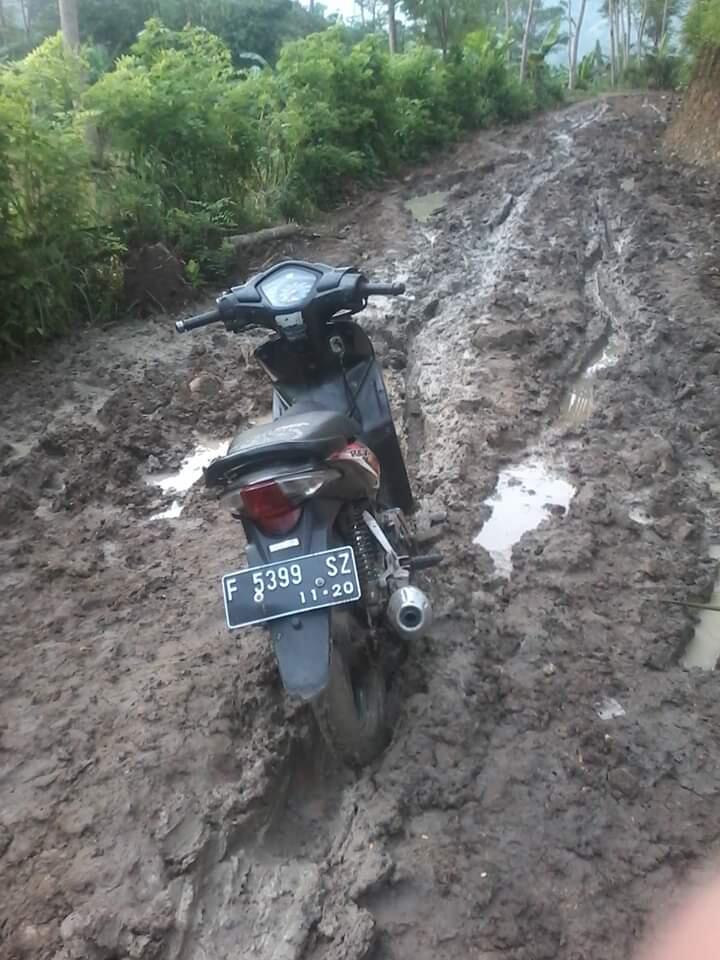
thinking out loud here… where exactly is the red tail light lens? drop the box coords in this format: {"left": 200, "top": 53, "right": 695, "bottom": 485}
{"left": 239, "top": 481, "right": 301, "bottom": 535}
{"left": 223, "top": 468, "right": 340, "bottom": 536}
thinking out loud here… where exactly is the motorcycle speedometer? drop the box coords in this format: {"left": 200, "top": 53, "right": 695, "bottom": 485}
{"left": 259, "top": 265, "right": 318, "bottom": 308}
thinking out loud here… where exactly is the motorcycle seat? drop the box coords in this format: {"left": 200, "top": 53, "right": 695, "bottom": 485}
{"left": 205, "top": 406, "right": 360, "bottom": 487}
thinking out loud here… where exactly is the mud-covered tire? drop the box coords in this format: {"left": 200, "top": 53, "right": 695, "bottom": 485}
{"left": 311, "top": 613, "right": 392, "bottom": 767}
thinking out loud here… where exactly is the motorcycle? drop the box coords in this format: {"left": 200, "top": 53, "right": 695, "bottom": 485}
{"left": 175, "top": 260, "right": 441, "bottom": 766}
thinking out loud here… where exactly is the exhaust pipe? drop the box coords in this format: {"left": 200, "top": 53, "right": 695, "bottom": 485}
{"left": 387, "top": 585, "right": 433, "bottom": 641}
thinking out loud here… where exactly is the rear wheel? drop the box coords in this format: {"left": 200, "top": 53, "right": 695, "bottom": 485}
{"left": 311, "top": 611, "right": 392, "bottom": 767}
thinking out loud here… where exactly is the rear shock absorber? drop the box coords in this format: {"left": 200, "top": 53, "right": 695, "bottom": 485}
{"left": 350, "top": 503, "right": 381, "bottom": 609}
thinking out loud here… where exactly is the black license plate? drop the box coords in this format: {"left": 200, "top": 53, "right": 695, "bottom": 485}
{"left": 222, "top": 545, "right": 361, "bottom": 630}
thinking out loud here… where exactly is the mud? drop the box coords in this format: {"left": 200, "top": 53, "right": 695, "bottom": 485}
{"left": 3, "top": 93, "right": 720, "bottom": 960}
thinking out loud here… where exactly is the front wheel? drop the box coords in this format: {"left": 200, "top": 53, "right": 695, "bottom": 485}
{"left": 311, "top": 612, "right": 392, "bottom": 767}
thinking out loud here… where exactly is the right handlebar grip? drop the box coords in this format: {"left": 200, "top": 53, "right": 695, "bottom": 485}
{"left": 175, "top": 308, "right": 221, "bottom": 333}
{"left": 360, "top": 281, "right": 406, "bottom": 297}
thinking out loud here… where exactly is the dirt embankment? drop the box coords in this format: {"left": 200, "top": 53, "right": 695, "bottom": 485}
{"left": 667, "top": 47, "right": 720, "bottom": 165}
{"left": 2, "top": 93, "right": 720, "bottom": 960}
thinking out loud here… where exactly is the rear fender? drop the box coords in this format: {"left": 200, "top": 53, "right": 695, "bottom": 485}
{"left": 243, "top": 499, "right": 341, "bottom": 700}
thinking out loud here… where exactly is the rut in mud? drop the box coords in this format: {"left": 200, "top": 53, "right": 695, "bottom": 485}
{"left": 3, "top": 93, "right": 720, "bottom": 960}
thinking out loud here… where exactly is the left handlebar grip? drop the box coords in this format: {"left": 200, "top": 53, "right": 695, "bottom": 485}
{"left": 175, "top": 309, "right": 221, "bottom": 333}
{"left": 359, "top": 281, "right": 406, "bottom": 297}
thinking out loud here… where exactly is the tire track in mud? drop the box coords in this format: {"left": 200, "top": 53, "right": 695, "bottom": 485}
{"left": 3, "top": 94, "right": 720, "bottom": 960}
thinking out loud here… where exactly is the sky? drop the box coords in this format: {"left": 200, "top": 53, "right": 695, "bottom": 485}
{"left": 324, "top": 0, "right": 361, "bottom": 16}
{"left": 321, "top": 0, "right": 607, "bottom": 59}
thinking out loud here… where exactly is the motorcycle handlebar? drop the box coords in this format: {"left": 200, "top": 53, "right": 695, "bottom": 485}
{"left": 175, "top": 276, "right": 405, "bottom": 335}
{"left": 175, "top": 309, "right": 221, "bottom": 333}
{"left": 359, "top": 281, "right": 406, "bottom": 297}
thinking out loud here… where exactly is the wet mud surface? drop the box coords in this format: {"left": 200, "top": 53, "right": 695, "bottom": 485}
{"left": 3, "top": 94, "right": 720, "bottom": 960}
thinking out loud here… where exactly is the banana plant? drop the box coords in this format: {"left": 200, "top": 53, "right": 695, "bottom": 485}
{"left": 526, "top": 16, "right": 568, "bottom": 90}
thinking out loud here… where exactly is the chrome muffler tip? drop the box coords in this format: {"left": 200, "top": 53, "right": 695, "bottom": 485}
{"left": 387, "top": 585, "right": 432, "bottom": 640}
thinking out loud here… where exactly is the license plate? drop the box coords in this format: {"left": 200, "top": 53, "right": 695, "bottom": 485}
{"left": 222, "top": 546, "right": 361, "bottom": 630}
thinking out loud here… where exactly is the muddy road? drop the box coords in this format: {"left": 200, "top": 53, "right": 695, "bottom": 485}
{"left": 3, "top": 93, "right": 720, "bottom": 960}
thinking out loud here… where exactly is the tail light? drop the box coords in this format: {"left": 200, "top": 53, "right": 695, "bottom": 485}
{"left": 222, "top": 468, "right": 339, "bottom": 535}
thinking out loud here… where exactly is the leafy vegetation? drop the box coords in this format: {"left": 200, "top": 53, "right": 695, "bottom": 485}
{"left": 0, "top": 11, "right": 568, "bottom": 354}
{"left": 685, "top": 0, "right": 720, "bottom": 51}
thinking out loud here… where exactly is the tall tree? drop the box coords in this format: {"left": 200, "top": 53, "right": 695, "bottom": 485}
{"left": 568, "top": 0, "right": 586, "bottom": 88}
{"left": 505, "top": 0, "right": 512, "bottom": 60}
{"left": 19, "top": 0, "right": 31, "bottom": 38}
{"left": 659, "top": 0, "right": 669, "bottom": 38}
{"left": 58, "top": 0, "right": 79, "bottom": 50}
{"left": 626, "top": 0, "right": 631, "bottom": 61}
{"left": 637, "top": 0, "right": 649, "bottom": 54}
{"left": 387, "top": 0, "right": 397, "bottom": 50}
{"left": 401, "top": 0, "right": 493, "bottom": 56}
{"left": 519, "top": 0, "right": 535, "bottom": 80}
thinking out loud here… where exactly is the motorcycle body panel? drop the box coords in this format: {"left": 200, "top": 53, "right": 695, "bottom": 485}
{"left": 257, "top": 318, "right": 413, "bottom": 513}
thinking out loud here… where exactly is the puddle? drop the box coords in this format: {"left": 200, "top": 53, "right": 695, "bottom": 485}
{"left": 595, "top": 697, "right": 626, "bottom": 720}
{"left": 404, "top": 190, "right": 449, "bottom": 224}
{"left": 151, "top": 500, "right": 184, "bottom": 521}
{"left": 560, "top": 330, "right": 621, "bottom": 426}
{"left": 147, "top": 438, "right": 227, "bottom": 520}
{"left": 629, "top": 506, "right": 652, "bottom": 526}
{"left": 683, "top": 546, "right": 720, "bottom": 670}
{"left": 473, "top": 458, "right": 576, "bottom": 576}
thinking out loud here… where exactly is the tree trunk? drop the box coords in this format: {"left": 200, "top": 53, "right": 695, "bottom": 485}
{"left": 617, "top": 0, "right": 626, "bottom": 71}
{"left": 626, "top": 0, "right": 631, "bottom": 62}
{"left": 387, "top": 0, "right": 397, "bottom": 53}
{"left": 505, "top": 0, "right": 512, "bottom": 60}
{"left": 569, "top": 0, "right": 587, "bottom": 89}
{"left": 609, "top": 0, "right": 616, "bottom": 85}
{"left": 567, "top": 0, "right": 573, "bottom": 76}
{"left": 18, "top": 0, "right": 31, "bottom": 40}
{"left": 637, "top": 0, "right": 648, "bottom": 57}
{"left": 519, "top": 0, "right": 536, "bottom": 83}
{"left": 58, "top": 0, "right": 80, "bottom": 52}
{"left": 439, "top": 6, "right": 449, "bottom": 57}
{"left": 660, "top": 0, "right": 669, "bottom": 41}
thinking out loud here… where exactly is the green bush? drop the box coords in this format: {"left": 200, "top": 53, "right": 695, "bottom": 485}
{"left": 271, "top": 30, "right": 396, "bottom": 202}
{"left": 685, "top": 0, "right": 720, "bottom": 52}
{"left": 85, "top": 19, "right": 255, "bottom": 200}
{"left": 0, "top": 37, "right": 124, "bottom": 352}
{"left": 619, "top": 37, "right": 686, "bottom": 90}
{"left": 389, "top": 46, "right": 456, "bottom": 158}
{"left": 450, "top": 30, "right": 522, "bottom": 126}
{"left": 83, "top": 19, "right": 260, "bottom": 272}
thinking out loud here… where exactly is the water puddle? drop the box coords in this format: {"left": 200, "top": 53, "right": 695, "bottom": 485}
{"left": 629, "top": 506, "right": 653, "bottom": 526}
{"left": 147, "top": 439, "right": 227, "bottom": 520}
{"left": 560, "top": 329, "right": 621, "bottom": 426}
{"left": 473, "top": 459, "right": 576, "bottom": 576}
{"left": 405, "top": 190, "right": 449, "bottom": 224}
{"left": 595, "top": 697, "right": 626, "bottom": 720}
{"left": 683, "top": 546, "right": 720, "bottom": 670}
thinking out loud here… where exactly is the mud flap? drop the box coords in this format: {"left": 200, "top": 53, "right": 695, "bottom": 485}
{"left": 271, "top": 608, "right": 331, "bottom": 700}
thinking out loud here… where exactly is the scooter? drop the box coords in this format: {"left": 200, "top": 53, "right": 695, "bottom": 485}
{"left": 175, "top": 261, "right": 441, "bottom": 766}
